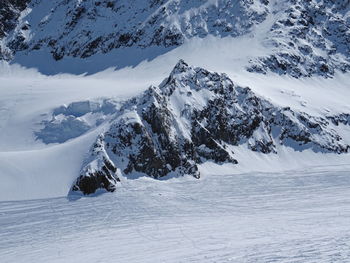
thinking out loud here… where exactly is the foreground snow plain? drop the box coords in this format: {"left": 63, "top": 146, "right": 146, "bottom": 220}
{"left": 1, "top": 166, "right": 350, "bottom": 263}
{"left": 0, "top": 33, "right": 350, "bottom": 262}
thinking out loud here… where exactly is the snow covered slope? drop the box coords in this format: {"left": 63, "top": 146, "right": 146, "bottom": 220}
{"left": 1, "top": 0, "right": 268, "bottom": 59}
{"left": 248, "top": 0, "right": 350, "bottom": 77}
{"left": 1, "top": 1, "right": 350, "bottom": 262}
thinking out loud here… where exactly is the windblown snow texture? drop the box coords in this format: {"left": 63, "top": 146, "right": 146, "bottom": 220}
{"left": 70, "top": 60, "right": 350, "bottom": 195}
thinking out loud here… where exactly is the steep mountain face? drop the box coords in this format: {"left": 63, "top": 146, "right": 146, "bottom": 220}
{"left": 1, "top": 0, "right": 349, "bottom": 77}
{"left": 67, "top": 60, "right": 350, "bottom": 195}
{"left": 71, "top": 136, "right": 120, "bottom": 195}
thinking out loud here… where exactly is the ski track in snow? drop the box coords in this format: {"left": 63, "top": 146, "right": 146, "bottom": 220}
{"left": 1, "top": 168, "right": 350, "bottom": 263}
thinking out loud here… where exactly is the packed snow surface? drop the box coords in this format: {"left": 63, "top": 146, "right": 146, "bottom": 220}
{"left": 1, "top": 166, "right": 350, "bottom": 263}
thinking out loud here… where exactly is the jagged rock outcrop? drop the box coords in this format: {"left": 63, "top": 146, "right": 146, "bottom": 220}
{"left": 71, "top": 136, "right": 120, "bottom": 195}
{"left": 0, "top": 1, "right": 28, "bottom": 36}
{"left": 327, "top": 113, "right": 350, "bottom": 126}
{"left": 0, "top": 0, "right": 29, "bottom": 59}
{"left": 70, "top": 60, "right": 350, "bottom": 195}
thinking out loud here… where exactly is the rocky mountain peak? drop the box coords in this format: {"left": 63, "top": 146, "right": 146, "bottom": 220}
{"left": 65, "top": 60, "right": 350, "bottom": 196}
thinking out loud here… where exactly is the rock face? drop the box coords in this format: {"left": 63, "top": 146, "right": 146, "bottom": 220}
{"left": 0, "top": 0, "right": 29, "bottom": 59}
{"left": 1, "top": 0, "right": 348, "bottom": 77}
{"left": 70, "top": 60, "right": 350, "bottom": 195}
{"left": 0, "top": 1, "right": 27, "bottom": 36}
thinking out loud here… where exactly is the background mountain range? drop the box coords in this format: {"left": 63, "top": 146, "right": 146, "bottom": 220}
{"left": 1, "top": 0, "right": 349, "bottom": 76}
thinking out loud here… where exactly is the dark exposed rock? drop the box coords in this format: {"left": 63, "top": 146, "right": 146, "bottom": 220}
{"left": 327, "top": 114, "right": 350, "bottom": 126}
{"left": 0, "top": 0, "right": 29, "bottom": 38}
{"left": 71, "top": 136, "right": 120, "bottom": 196}
{"left": 105, "top": 85, "right": 201, "bottom": 179}
{"left": 0, "top": 0, "right": 30, "bottom": 59}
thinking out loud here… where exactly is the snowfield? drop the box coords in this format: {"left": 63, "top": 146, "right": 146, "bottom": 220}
{"left": 1, "top": 166, "right": 350, "bottom": 263}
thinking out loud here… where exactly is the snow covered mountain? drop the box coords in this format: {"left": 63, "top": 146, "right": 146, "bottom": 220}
{"left": 35, "top": 60, "right": 348, "bottom": 196}
{"left": 1, "top": 0, "right": 349, "bottom": 76}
